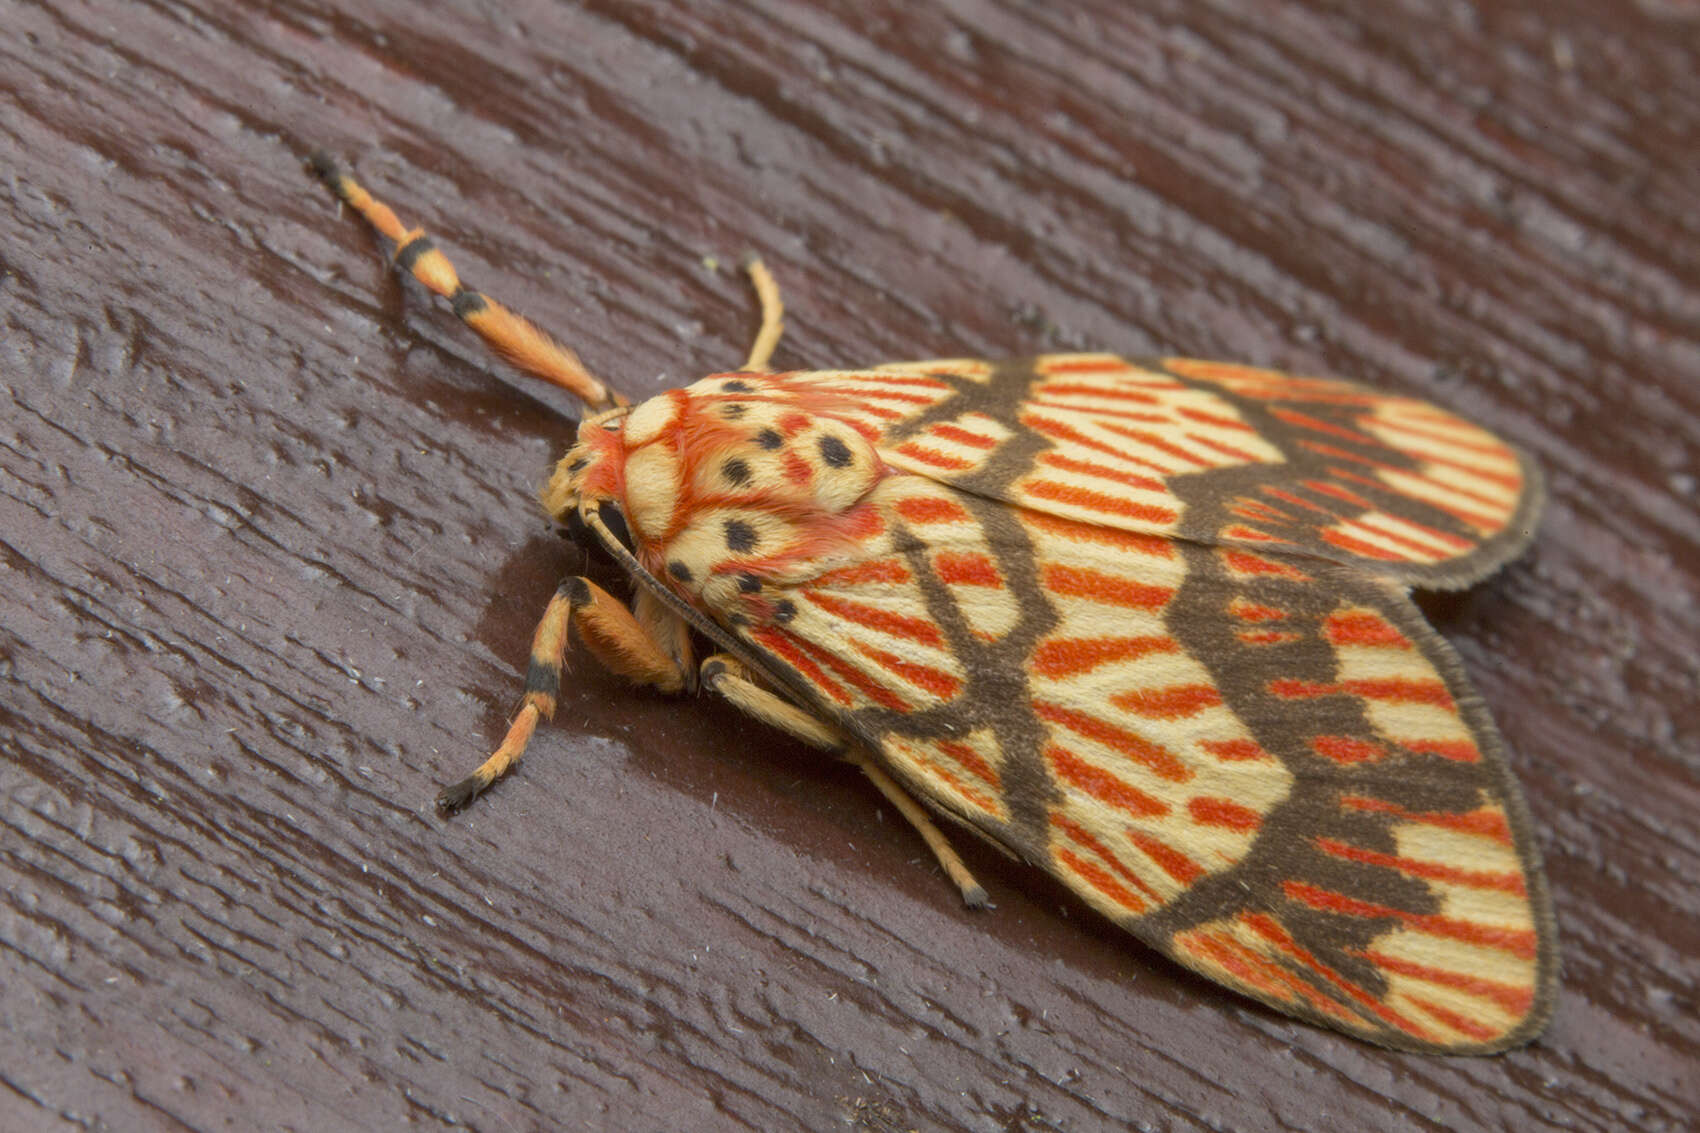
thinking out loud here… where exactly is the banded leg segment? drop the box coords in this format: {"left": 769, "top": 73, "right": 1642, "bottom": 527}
{"left": 311, "top": 153, "right": 621, "bottom": 411}
{"left": 437, "top": 577, "right": 689, "bottom": 811}
{"left": 569, "top": 578, "right": 689, "bottom": 693}
{"left": 699, "top": 653, "right": 988, "bottom": 908}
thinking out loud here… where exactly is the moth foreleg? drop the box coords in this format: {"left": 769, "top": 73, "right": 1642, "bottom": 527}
{"left": 699, "top": 653, "right": 988, "bottom": 909}
{"left": 310, "top": 153, "right": 621, "bottom": 411}
{"left": 436, "top": 577, "right": 687, "bottom": 812}
{"left": 632, "top": 588, "right": 696, "bottom": 693}
{"left": 739, "top": 257, "right": 784, "bottom": 372}
{"left": 565, "top": 578, "right": 690, "bottom": 692}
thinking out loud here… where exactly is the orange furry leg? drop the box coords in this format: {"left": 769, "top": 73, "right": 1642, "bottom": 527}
{"left": 436, "top": 577, "right": 687, "bottom": 811}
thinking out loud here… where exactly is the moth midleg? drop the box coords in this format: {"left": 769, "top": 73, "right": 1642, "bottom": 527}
{"left": 700, "top": 653, "right": 845, "bottom": 751}
{"left": 436, "top": 576, "right": 687, "bottom": 811}
{"left": 739, "top": 257, "right": 784, "bottom": 372}
{"left": 700, "top": 653, "right": 988, "bottom": 909}
{"left": 310, "top": 153, "right": 620, "bottom": 410}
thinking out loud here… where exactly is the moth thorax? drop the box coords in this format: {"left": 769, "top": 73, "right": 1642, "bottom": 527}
{"left": 690, "top": 411, "right": 881, "bottom": 516}
{"left": 617, "top": 390, "right": 690, "bottom": 546}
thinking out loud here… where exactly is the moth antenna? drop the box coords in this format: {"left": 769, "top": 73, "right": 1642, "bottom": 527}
{"left": 740, "top": 254, "right": 785, "bottom": 372}
{"left": 309, "top": 152, "right": 626, "bottom": 412}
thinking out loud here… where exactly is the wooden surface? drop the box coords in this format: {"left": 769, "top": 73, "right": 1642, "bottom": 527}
{"left": 3, "top": 1, "right": 1697, "bottom": 1129}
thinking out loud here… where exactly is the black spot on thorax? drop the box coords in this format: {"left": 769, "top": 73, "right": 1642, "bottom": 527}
{"left": 819, "top": 434, "right": 852, "bottom": 468}
{"left": 724, "top": 518, "right": 758, "bottom": 552}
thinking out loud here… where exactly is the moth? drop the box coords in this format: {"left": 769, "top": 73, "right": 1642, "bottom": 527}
{"left": 313, "top": 154, "right": 1556, "bottom": 1053}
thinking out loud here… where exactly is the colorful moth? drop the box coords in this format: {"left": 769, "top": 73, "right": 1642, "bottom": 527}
{"left": 313, "top": 154, "right": 1556, "bottom": 1053}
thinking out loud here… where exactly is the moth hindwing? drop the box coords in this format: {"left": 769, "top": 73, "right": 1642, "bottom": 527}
{"left": 314, "top": 156, "right": 1555, "bottom": 1054}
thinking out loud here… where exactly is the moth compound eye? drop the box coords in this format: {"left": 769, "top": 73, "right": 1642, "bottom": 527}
{"left": 562, "top": 507, "right": 595, "bottom": 550}
{"left": 594, "top": 499, "right": 636, "bottom": 553}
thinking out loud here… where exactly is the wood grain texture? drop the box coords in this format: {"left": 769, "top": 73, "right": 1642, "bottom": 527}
{"left": 3, "top": 0, "right": 1696, "bottom": 1129}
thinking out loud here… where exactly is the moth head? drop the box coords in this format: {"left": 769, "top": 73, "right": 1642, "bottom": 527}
{"left": 540, "top": 404, "right": 629, "bottom": 526}
{"left": 539, "top": 389, "right": 696, "bottom": 572}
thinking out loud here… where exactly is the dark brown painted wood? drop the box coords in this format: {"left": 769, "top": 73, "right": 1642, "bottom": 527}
{"left": 3, "top": 1, "right": 1696, "bottom": 1128}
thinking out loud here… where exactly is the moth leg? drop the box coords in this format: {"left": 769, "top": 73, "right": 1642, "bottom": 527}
{"left": 311, "top": 153, "right": 622, "bottom": 411}
{"left": 699, "top": 653, "right": 988, "bottom": 909}
{"left": 848, "top": 754, "right": 989, "bottom": 910}
{"left": 632, "top": 587, "right": 696, "bottom": 692}
{"left": 699, "top": 653, "right": 844, "bottom": 751}
{"left": 437, "top": 577, "right": 687, "bottom": 812}
{"left": 740, "top": 256, "right": 785, "bottom": 372}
